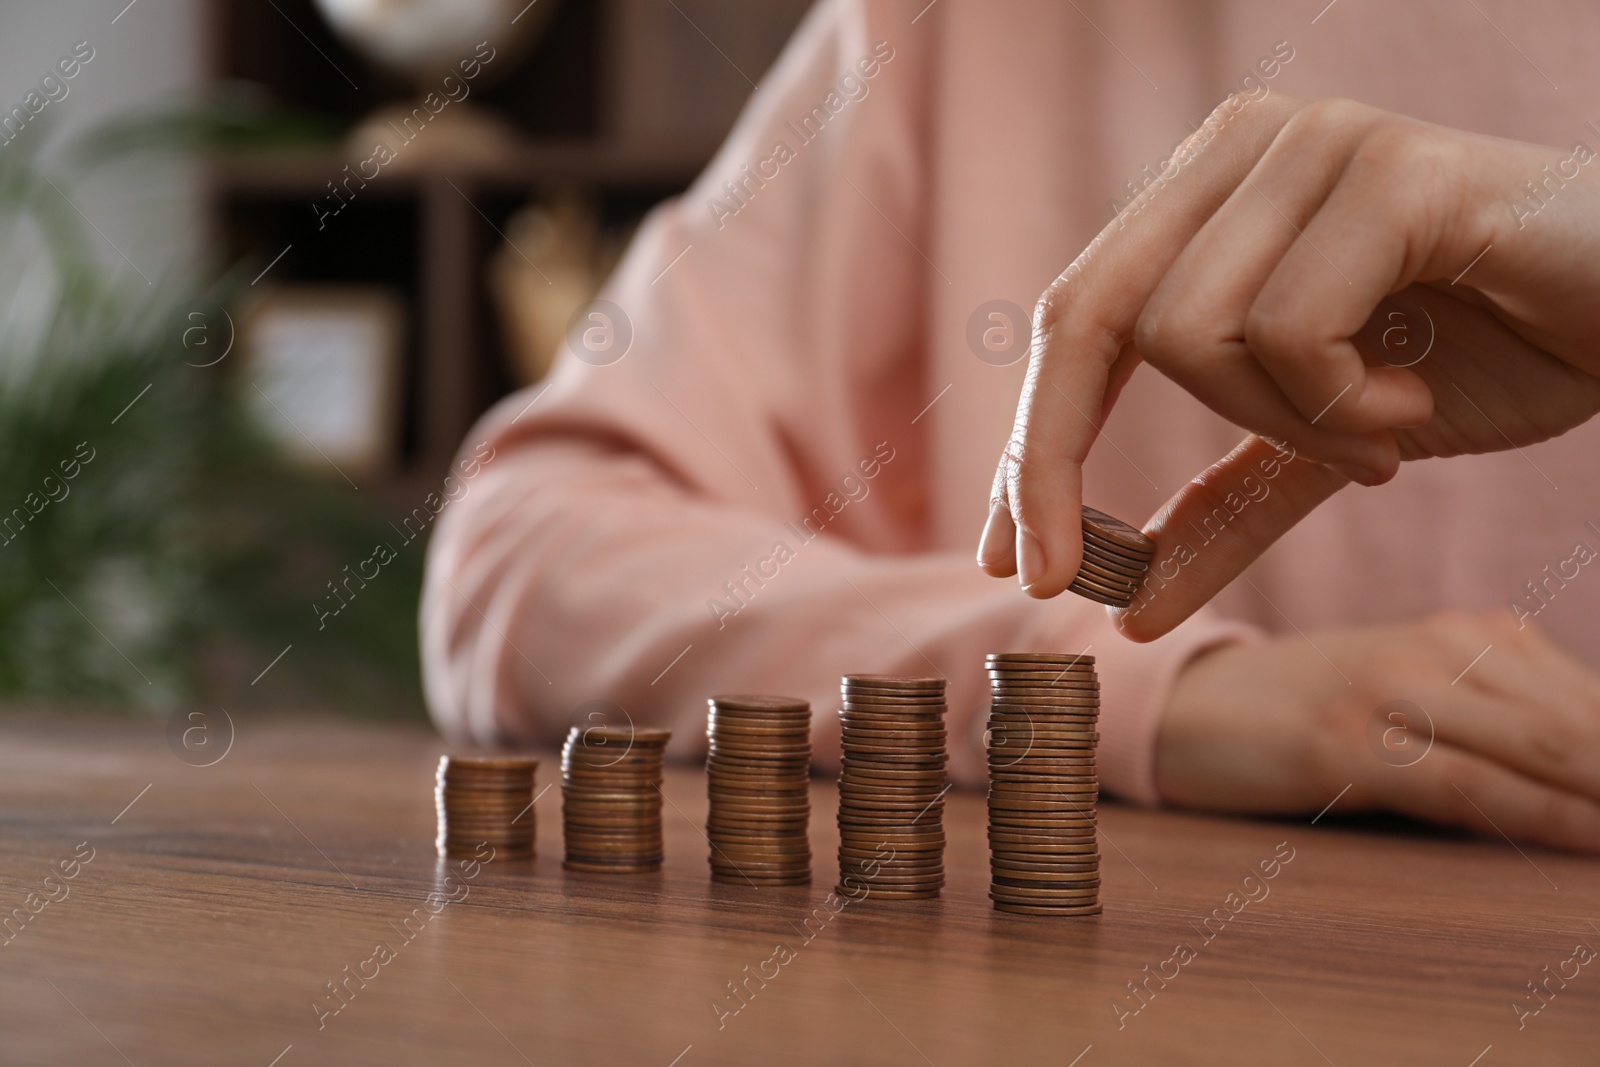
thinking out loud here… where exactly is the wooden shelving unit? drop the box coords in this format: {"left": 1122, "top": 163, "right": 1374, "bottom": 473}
{"left": 198, "top": 0, "right": 809, "bottom": 503}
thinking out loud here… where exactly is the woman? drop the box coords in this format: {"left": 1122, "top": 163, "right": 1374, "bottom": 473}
{"left": 423, "top": 0, "right": 1600, "bottom": 852}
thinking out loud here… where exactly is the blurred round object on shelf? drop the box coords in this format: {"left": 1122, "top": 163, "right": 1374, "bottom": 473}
{"left": 312, "top": 0, "right": 557, "bottom": 84}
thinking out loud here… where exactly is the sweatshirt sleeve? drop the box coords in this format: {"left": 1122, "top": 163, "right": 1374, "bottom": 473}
{"left": 419, "top": 0, "right": 1258, "bottom": 804}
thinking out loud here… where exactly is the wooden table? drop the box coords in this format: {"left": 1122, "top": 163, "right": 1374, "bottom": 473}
{"left": 2, "top": 714, "right": 1596, "bottom": 1065}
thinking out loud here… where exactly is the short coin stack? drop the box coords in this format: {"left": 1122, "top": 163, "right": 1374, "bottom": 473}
{"left": 435, "top": 755, "right": 538, "bottom": 859}
{"left": 1068, "top": 506, "right": 1157, "bottom": 609}
{"left": 561, "top": 725, "right": 671, "bottom": 873}
{"left": 986, "top": 653, "right": 1101, "bottom": 916}
{"left": 837, "top": 675, "right": 948, "bottom": 900}
{"left": 705, "top": 695, "right": 813, "bottom": 886}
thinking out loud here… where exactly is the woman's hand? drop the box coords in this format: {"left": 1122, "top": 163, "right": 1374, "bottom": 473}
{"left": 1160, "top": 612, "right": 1600, "bottom": 854}
{"left": 977, "top": 93, "right": 1600, "bottom": 638}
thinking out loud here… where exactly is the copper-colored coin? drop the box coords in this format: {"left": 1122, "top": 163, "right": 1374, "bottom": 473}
{"left": 839, "top": 703, "right": 948, "bottom": 716}
{"left": 986, "top": 723, "right": 1099, "bottom": 739}
{"left": 1076, "top": 551, "right": 1148, "bottom": 585}
{"left": 986, "top": 668, "right": 1100, "bottom": 683}
{"left": 838, "top": 764, "right": 947, "bottom": 780}
{"left": 987, "top": 660, "right": 1098, "bottom": 674}
{"left": 838, "top": 864, "right": 943, "bottom": 882}
{"left": 837, "top": 826, "right": 944, "bottom": 841}
{"left": 838, "top": 832, "right": 945, "bottom": 849}
{"left": 437, "top": 778, "right": 536, "bottom": 793}
{"left": 988, "top": 827, "right": 1099, "bottom": 844}
{"left": 987, "top": 711, "right": 1099, "bottom": 726}
{"left": 991, "top": 887, "right": 1101, "bottom": 905}
{"left": 705, "top": 757, "right": 810, "bottom": 776}
{"left": 993, "top": 871, "right": 1101, "bottom": 888}
{"left": 989, "top": 768, "right": 1097, "bottom": 783}
{"left": 989, "top": 793, "right": 1098, "bottom": 809}
{"left": 710, "top": 838, "right": 810, "bottom": 853}
{"left": 710, "top": 862, "right": 810, "bottom": 874}
{"left": 560, "top": 786, "right": 663, "bottom": 801}
{"left": 708, "top": 816, "right": 809, "bottom": 832}
{"left": 565, "top": 725, "right": 672, "bottom": 745}
{"left": 708, "top": 805, "right": 810, "bottom": 822}
{"left": 1080, "top": 530, "right": 1151, "bottom": 565}
{"left": 440, "top": 754, "right": 539, "bottom": 772}
{"left": 1065, "top": 578, "right": 1133, "bottom": 608}
{"left": 840, "top": 720, "right": 948, "bottom": 735}
{"left": 838, "top": 789, "right": 947, "bottom": 806}
{"left": 986, "top": 816, "right": 1097, "bottom": 833}
{"left": 839, "top": 705, "right": 947, "bottom": 719}
{"left": 705, "top": 759, "right": 810, "bottom": 776}
{"left": 839, "top": 742, "right": 949, "bottom": 758}
{"left": 563, "top": 860, "right": 660, "bottom": 874}
{"left": 1067, "top": 566, "right": 1141, "bottom": 599}
{"left": 712, "top": 871, "right": 811, "bottom": 884}
{"left": 986, "top": 683, "right": 1099, "bottom": 697}
{"left": 985, "top": 731, "right": 1098, "bottom": 747}
{"left": 989, "top": 777, "right": 1098, "bottom": 792}
{"left": 996, "top": 725, "right": 1094, "bottom": 745}
{"left": 842, "top": 674, "right": 945, "bottom": 689}
{"left": 436, "top": 797, "right": 534, "bottom": 814}
{"left": 706, "top": 748, "right": 813, "bottom": 765}
{"left": 839, "top": 739, "right": 946, "bottom": 755}
{"left": 986, "top": 696, "right": 1100, "bottom": 710}
{"left": 839, "top": 886, "right": 939, "bottom": 900}
{"left": 710, "top": 854, "right": 811, "bottom": 867}
{"left": 992, "top": 856, "right": 1100, "bottom": 873}
{"left": 838, "top": 802, "right": 946, "bottom": 819}
{"left": 985, "top": 735, "right": 1100, "bottom": 751}
{"left": 989, "top": 772, "right": 1098, "bottom": 786}
{"left": 708, "top": 714, "right": 811, "bottom": 729}
{"left": 707, "top": 767, "right": 812, "bottom": 783}
{"left": 989, "top": 812, "right": 1096, "bottom": 829}
{"left": 1081, "top": 505, "right": 1154, "bottom": 553}
{"left": 990, "top": 851, "right": 1100, "bottom": 867}
{"left": 707, "top": 786, "right": 811, "bottom": 801}
{"left": 711, "top": 694, "right": 810, "bottom": 712}
{"left": 987, "top": 651, "right": 1097, "bottom": 665}
{"left": 846, "top": 864, "right": 946, "bottom": 880}
{"left": 986, "top": 790, "right": 1095, "bottom": 808}
{"left": 707, "top": 817, "right": 810, "bottom": 833}
{"left": 561, "top": 771, "right": 665, "bottom": 788}
{"left": 1081, "top": 533, "right": 1153, "bottom": 574}
{"left": 839, "top": 861, "right": 935, "bottom": 879}
{"left": 993, "top": 900, "right": 1102, "bottom": 916}
{"left": 839, "top": 766, "right": 949, "bottom": 782}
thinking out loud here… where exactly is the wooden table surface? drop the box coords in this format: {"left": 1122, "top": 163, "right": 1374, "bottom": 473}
{"left": 2, "top": 713, "right": 1597, "bottom": 1066}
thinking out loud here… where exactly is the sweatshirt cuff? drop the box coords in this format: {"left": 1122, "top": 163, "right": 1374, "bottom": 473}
{"left": 1017, "top": 609, "right": 1259, "bottom": 808}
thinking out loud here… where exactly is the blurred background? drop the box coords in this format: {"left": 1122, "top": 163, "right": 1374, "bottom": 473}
{"left": 0, "top": 0, "right": 811, "bottom": 720}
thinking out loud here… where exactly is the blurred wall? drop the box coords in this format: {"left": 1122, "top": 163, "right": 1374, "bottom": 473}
{"left": 0, "top": 0, "right": 202, "bottom": 286}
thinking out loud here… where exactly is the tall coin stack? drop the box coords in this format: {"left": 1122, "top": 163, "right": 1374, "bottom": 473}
{"left": 705, "top": 695, "right": 813, "bottom": 886}
{"left": 985, "top": 653, "right": 1102, "bottom": 916}
{"left": 435, "top": 755, "right": 538, "bottom": 859}
{"left": 836, "top": 675, "right": 948, "bottom": 900}
{"left": 1068, "top": 506, "right": 1157, "bottom": 609}
{"left": 561, "top": 725, "right": 671, "bottom": 873}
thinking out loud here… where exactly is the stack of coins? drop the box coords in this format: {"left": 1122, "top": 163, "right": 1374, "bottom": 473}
{"left": 1068, "top": 506, "right": 1157, "bottom": 608}
{"left": 836, "top": 675, "right": 948, "bottom": 900}
{"left": 435, "top": 755, "right": 538, "bottom": 859}
{"left": 705, "top": 695, "right": 813, "bottom": 886}
{"left": 985, "top": 653, "right": 1101, "bottom": 916}
{"left": 561, "top": 726, "right": 671, "bottom": 873}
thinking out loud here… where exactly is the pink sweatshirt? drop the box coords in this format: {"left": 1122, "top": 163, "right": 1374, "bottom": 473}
{"left": 421, "top": 0, "right": 1600, "bottom": 804}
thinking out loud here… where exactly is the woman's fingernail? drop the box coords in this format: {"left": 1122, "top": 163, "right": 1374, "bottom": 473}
{"left": 1018, "top": 530, "right": 1046, "bottom": 589}
{"left": 977, "top": 507, "right": 1010, "bottom": 568}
